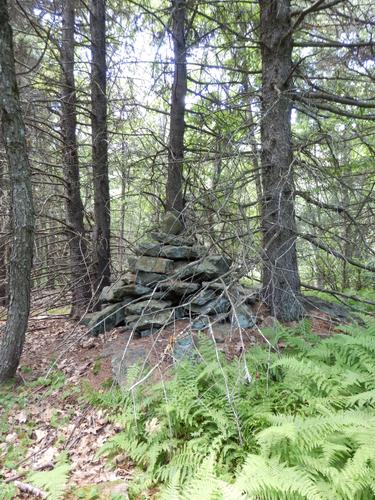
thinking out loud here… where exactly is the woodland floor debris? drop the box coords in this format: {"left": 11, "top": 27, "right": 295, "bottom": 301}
{"left": 0, "top": 301, "right": 349, "bottom": 497}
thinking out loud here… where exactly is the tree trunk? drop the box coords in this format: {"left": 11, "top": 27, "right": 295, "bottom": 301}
{"left": 166, "top": 0, "right": 187, "bottom": 214}
{"left": 0, "top": 0, "right": 35, "bottom": 382}
{"left": 61, "top": 0, "right": 91, "bottom": 318}
{"left": 259, "top": 0, "right": 304, "bottom": 321}
{"left": 0, "top": 161, "right": 8, "bottom": 306}
{"left": 90, "top": 0, "right": 110, "bottom": 299}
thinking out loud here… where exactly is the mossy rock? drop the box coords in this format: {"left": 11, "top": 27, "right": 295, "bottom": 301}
{"left": 71, "top": 480, "right": 128, "bottom": 499}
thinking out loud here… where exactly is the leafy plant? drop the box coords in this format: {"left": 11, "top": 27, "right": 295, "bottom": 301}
{"left": 92, "top": 322, "right": 375, "bottom": 499}
{"left": 27, "top": 452, "right": 71, "bottom": 499}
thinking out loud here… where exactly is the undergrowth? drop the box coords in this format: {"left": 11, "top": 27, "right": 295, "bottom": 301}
{"left": 88, "top": 320, "right": 375, "bottom": 499}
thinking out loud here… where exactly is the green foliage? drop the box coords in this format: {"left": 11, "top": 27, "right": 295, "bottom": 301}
{"left": 93, "top": 322, "right": 375, "bottom": 499}
{"left": 27, "top": 452, "right": 71, "bottom": 500}
{"left": 0, "top": 482, "right": 17, "bottom": 499}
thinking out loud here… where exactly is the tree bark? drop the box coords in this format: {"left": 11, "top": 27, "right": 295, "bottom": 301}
{"left": 90, "top": 0, "right": 110, "bottom": 298}
{"left": 259, "top": 0, "right": 304, "bottom": 320}
{"left": 166, "top": 0, "right": 187, "bottom": 214}
{"left": 0, "top": 161, "right": 8, "bottom": 306}
{"left": 61, "top": 0, "right": 91, "bottom": 318}
{"left": 0, "top": 0, "right": 35, "bottom": 382}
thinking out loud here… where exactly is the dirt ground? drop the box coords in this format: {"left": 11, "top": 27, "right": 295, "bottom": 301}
{"left": 0, "top": 298, "right": 339, "bottom": 498}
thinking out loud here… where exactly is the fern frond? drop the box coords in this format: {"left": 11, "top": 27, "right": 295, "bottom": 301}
{"left": 235, "top": 454, "right": 323, "bottom": 500}
{"left": 27, "top": 453, "right": 71, "bottom": 500}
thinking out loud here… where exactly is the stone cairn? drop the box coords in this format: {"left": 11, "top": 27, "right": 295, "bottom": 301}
{"left": 83, "top": 213, "right": 258, "bottom": 338}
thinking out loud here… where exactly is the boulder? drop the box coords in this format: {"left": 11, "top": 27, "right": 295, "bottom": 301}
{"left": 173, "top": 335, "right": 197, "bottom": 361}
{"left": 125, "top": 299, "right": 172, "bottom": 316}
{"left": 160, "top": 210, "right": 184, "bottom": 235}
{"left": 177, "top": 255, "right": 231, "bottom": 281}
{"left": 83, "top": 303, "right": 126, "bottom": 336}
{"left": 211, "top": 323, "right": 232, "bottom": 343}
{"left": 131, "top": 255, "right": 174, "bottom": 274}
{"left": 231, "top": 304, "right": 257, "bottom": 329}
{"left": 112, "top": 345, "right": 147, "bottom": 387}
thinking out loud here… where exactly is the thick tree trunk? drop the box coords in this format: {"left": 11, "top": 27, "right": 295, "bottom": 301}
{"left": 61, "top": 0, "right": 91, "bottom": 318}
{"left": 166, "top": 0, "right": 187, "bottom": 214}
{"left": 259, "top": 0, "right": 304, "bottom": 320}
{"left": 0, "top": 0, "right": 35, "bottom": 382}
{"left": 90, "top": 0, "right": 110, "bottom": 298}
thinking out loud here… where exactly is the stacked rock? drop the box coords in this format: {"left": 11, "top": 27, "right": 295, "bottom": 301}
{"left": 83, "top": 213, "right": 258, "bottom": 336}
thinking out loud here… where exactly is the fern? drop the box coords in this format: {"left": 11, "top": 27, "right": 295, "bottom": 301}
{"left": 27, "top": 452, "right": 71, "bottom": 500}
{"left": 92, "top": 321, "right": 375, "bottom": 499}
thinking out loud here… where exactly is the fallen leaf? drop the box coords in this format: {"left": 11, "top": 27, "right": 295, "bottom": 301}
{"left": 15, "top": 410, "right": 28, "bottom": 423}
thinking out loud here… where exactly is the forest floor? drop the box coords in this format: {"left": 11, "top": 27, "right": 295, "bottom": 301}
{"left": 0, "top": 296, "right": 341, "bottom": 499}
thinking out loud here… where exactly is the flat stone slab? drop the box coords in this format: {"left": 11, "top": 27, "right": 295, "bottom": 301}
{"left": 190, "top": 288, "right": 217, "bottom": 306}
{"left": 100, "top": 281, "right": 151, "bottom": 303}
{"left": 83, "top": 302, "right": 126, "bottom": 336}
{"left": 135, "top": 271, "right": 168, "bottom": 286}
{"left": 157, "top": 279, "right": 200, "bottom": 296}
{"left": 302, "top": 295, "right": 362, "bottom": 324}
{"left": 131, "top": 255, "right": 174, "bottom": 274}
{"left": 176, "top": 255, "right": 231, "bottom": 281}
{"left": 125, "top": 299, "right": 172, "bottom": 316}
{"left": 127, "top": 310, "right": 174, "bottom": 331}
{"left": 151, "top": 232, "right": 195, "bottom": 246}
{"left": 136, "top": 243, "right": 207, "bottom": 261}
{"left": 187, "top": 296, "right": 231, "bottom": 316}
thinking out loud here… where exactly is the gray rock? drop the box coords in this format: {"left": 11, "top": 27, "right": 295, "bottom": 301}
{"left": 174, "top": 306, "right": 186, "bottom": 319}
{"left": 212, "top": 323, "right": 232, "bottom": 343}
{"left": 237, "top": 285, "right": 261, "bottom": 305}
{"left": 201, "top": 280, "right": 233, "bottom": 290}
{"left": 191, "top": 317, "right": 210, "bottom": 330}
{"left": 135, "top": 271, "right": 168, "bottom": 286}
{"left": 191, "top": 245, "right": 208, "bottom": 259}
{"left": 127, "top": 310, "right": 174, "bottom": 332}
{"left": 84, "top": 303, "right": 126, "bottom": 336}
{"left": 139, "top": 328, "right": 158, "bottom": 338}
{"left": 231, "top": 305, "right": 257, "bottom": 329}
{"left": 99, "top": 280, "right": 151, "bottom": 303}
{"left": 151, "top": 232, "right": 195, "bottom": 247}
{"left": 157, "top": 279, "right": 200, "bottom": 296}
{"left": 176, "top": 255, "right": 231, "bottom": 281}
{"left": 125, "top": 299, "right": 172, "bottom": 316}
{"left": 302, "top": 295, "right": 363, "bottom": 324}
{"left": 136, "top": 243, "right": 206, "bottom": 261}
{"left": 120, "top": 272, "right": 136, "bottom": 285}
{"left": 160, "top": 210, "right": 184, "bottom": 235}
{"left": 112, "top": 345, "right": 147, "bottom": 386}
{"left": 130, "top": 255, "right": 174, "bottom": 274}
{"left": 187, "top": 296, "right": 231, "bottom": 316}
{"left": 173, "top": 335, "right": 197, "bottom": 361}
{"left": 190, "top": 288, "right": 217, "bottom": 306}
